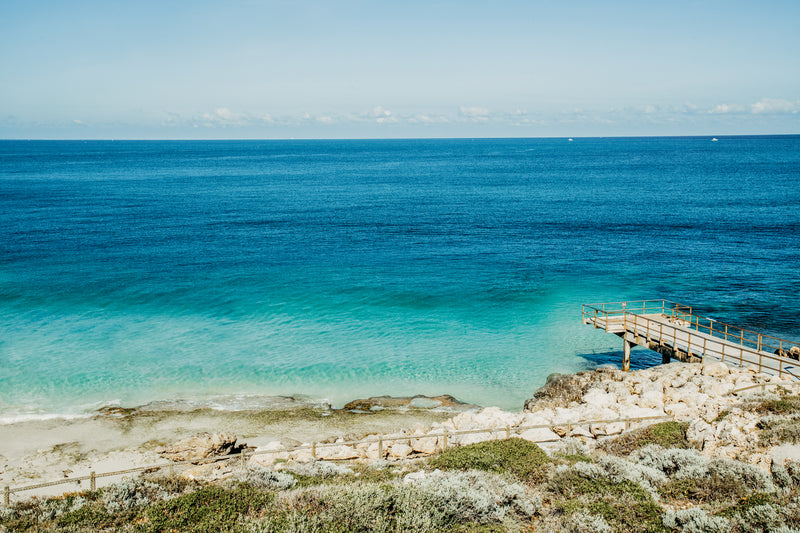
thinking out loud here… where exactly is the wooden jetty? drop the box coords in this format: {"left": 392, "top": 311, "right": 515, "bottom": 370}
{"left": 582, "top": 300, "right": 800, "bottom": 379}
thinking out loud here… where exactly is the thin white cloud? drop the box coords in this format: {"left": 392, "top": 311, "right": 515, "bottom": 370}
{"left": 707, "top": 103, "right": 745, "bottom": 114}
{"left": 459, "top": 106, "right": 490, "bottom": 121}
{"left": 750, "top": 98, "right": 800, "bottom": 114}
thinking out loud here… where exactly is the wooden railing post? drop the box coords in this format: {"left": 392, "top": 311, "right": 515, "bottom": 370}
{"left": 90, "top": 472, "right": 96, "bottom": 491}
{"left": 4, "top": 486, "right": 9, "bottom": 506}
{"left": 442, "top": 430, "right": 448, "bottom": 450}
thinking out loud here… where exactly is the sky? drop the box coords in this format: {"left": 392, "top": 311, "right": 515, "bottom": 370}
{"left": 1, "top": 0, "right": 798, "bottom": 139}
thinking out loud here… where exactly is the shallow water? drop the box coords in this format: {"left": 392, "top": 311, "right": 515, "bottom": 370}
{"left": 1, "top": 136, "right": 798, "bottom": 415}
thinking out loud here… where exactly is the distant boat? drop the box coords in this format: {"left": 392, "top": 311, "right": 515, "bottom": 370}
{"left": 568, "top": 138, "right": 573, "bottom": 141}
{"left": 711, "top": 138, "right": 718, "bottom": 142}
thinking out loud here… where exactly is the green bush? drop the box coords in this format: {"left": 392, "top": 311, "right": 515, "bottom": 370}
{"left": 55, "top": 505, "right": 111, "bottom": 529}
{"left": 599, "top": 421, "right": 690, "bottom": 456}
{"left": 755, "top": 397, "right": 800, "bottom": 414}
{"left": 140, "top": 484, "right": 272, "bottom": 533}
{"left": 549, "top": 468, "right": 665, "bottom": 533}
{"left": 428, "top": 438, "right": 551, "bottom": 484}
{"left": 716, "top": 492, "right": 777, "bottom": 518}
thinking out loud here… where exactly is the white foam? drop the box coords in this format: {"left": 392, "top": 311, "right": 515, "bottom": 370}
{"left": 0, "top": 412, "right": 91, "bottom": 425}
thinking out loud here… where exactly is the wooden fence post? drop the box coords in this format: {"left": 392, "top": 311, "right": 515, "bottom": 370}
{"left": 4, "top": 486, "right": 9, "bottom": 506}
{"left": 90, "top": 472, "right": 96, "bottom": 491}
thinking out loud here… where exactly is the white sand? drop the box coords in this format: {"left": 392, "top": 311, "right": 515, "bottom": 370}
{"left": 0, "top": 405, "right": 455, "bottom": 501}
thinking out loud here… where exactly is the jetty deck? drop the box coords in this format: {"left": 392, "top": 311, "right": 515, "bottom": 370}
{"left": 583, "top": 300, "right": 800, "bottom": 379}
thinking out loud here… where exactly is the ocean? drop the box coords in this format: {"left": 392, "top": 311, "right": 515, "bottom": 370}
{"left": 1, "top": 136, "right": 798, "bottom": 418}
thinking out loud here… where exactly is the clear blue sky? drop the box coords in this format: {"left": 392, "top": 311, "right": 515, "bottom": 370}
{"left": 1, "top": 0, "right": 798, "bottom": 139}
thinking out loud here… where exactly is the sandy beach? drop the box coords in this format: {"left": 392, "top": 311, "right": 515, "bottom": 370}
{"left": 0, "top": 396, "right": 468, "bottom": 499}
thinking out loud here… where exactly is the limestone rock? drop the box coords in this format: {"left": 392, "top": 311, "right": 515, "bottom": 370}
{"left": 638, "top": 390, "right": 664, "bottom": 409}
{"left": 411, "top": 435, "right": 438, "bottom": 455}
{"left": 569, "top": 426, "right": 593, "bottom": 438}
{"left": 520, "top": 413, "right": 551, "bottom": 428}
{"left": 158, "top": 432, "right": 241, "bottom": 463}
{"left": 665, "top": 402, "right": 694, "bottom": 420}
{"left": 249, "top": 441, "right": 289, "bottom": 466}
{"left": 518, "top": 427, "right": 561, "bottom": 442}
{"left": 472, "top": 407, "right": 523, "bottom": 429}
{"left": 343, "top": 394, "right": 473, "bottom": 412}
{"left": 604, "top": 422, "right": 626, "bottom": 436}
{"left": 388, "top": 443, "right": 413, "bottom": 458}
{"left": 451, "top": 431, "right": 493, "bottom": 447}
{"left": 583, "top": 388, "right": 617, "bottom": 409}
{"left": 317, "top": 444, "right": 359, "bottom": 461}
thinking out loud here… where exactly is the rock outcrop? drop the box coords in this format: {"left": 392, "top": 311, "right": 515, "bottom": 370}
{"left": 158, "top": 432, "right": 242, "bottom": 463}
{"left": 240, "top": 362, "right": 798, "bottom": 475}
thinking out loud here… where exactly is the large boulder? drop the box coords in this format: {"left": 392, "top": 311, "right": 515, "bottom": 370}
{"left": 702, "top": 362, "right": 731, "bottom": 378}
{"left": 158, "top": 432, "right": 241, "bottom": 463}
{"left": 582, "top": 388, "right": 617, "bottom": 409}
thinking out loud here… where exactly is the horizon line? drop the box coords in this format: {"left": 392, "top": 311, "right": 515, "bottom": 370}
{"left": 2, "top": 133, "right": 799, "bottom": 142}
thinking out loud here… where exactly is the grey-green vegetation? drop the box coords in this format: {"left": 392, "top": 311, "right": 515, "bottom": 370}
{"left": 7, "top": 396, "right": 800, "bottom": 532}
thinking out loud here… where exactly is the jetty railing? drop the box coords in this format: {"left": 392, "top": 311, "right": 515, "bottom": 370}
{"left": 582, "top": 299, "right": 800, "bottom": 379}
{"left": 2, "top": 414, "right": 672, "bottom": 506}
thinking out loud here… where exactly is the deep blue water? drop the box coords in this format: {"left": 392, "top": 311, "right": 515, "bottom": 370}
{"left": 1, "top": 136, "right": 799, "bottom": 416}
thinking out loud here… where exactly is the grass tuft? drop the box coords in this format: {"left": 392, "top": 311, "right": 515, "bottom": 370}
{"left": 599, "top": 421, "right": 690, "bottom": 456}
{"left": 428, "top": 437, "right": 552, "bottom": 484}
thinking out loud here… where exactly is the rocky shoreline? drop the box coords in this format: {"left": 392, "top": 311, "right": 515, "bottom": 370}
{"left": 226, "top": 361, "right": 794, "bottom": 478}
{"left": 3, "top": 360, "right": 798, "bottom": 500}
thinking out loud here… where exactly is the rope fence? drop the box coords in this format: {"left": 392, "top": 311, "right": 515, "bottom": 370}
{"left": 4, "top": 380, "right": 792, "bottom": 506}
{"left": 3, "top": 414, "right": 672, "bottom": 506}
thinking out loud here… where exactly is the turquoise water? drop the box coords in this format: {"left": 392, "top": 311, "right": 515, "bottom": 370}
{"left": 1, "top": 137, "right": 799, "bottom": 416}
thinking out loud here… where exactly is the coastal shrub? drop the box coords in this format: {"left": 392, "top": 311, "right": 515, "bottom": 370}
{"left": 662, "top": 508, "right": 730, "bottom": 533}
{"left": 428, "top": 437, "right": 551, "bottom": 484}
{"left": 146, "top": 475, "right": 198, "bottom": 494}
{"left": 0, "top": 492, "right": 104, "bottom": 531}
{"left": 254, "top": 470, "right": 538, "bottom": 532}
{"left": 592, "top": 455, "right": 668, "bottom": 495}
{"left": 548, "top": 464, "right": 665, "bottom": 533}
{"left": 773, "top": 462, "right": 794, "bottom": 491}
{"left": 787, "top": 461, "right": 800, "bottom": 486}
{"left": 659, "top": 462, "right": 776, "bottom": 505}
{"left": 729, "top": 503, "right": 782, "bottom": 532}
{"left": 238, "top": 468, "right": 297, "bottom": 491}
{"left": 632, "top": 444, "right": 776, "bottom": 501}
{"left": 100, "top": 478, "right": 170, "bottom": 513}
{"left": 599, "top": 421, "right": 690, "bottom": 456}
{"left": 755, "top": 395, "right": 800, "bottom": 415}
{"left": 140, "top": 484, "right": 272, "bottom": 533}
{"left": 410, "top": 470, "right": 539, "bottom": 522}
{"left": 551, "top": 437, "right": 592, "bottom": 463}
{"left": 631, "top": 445, "right": 709, "bottom": 477}
{"left": 760, "top": 418, "right": 800, "bottom": 445}
{"left": 557, "top": 510, "right": 615, "bottom": 533}
{"left": 55, "top": 504, "right": 111, "bottom": 529}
